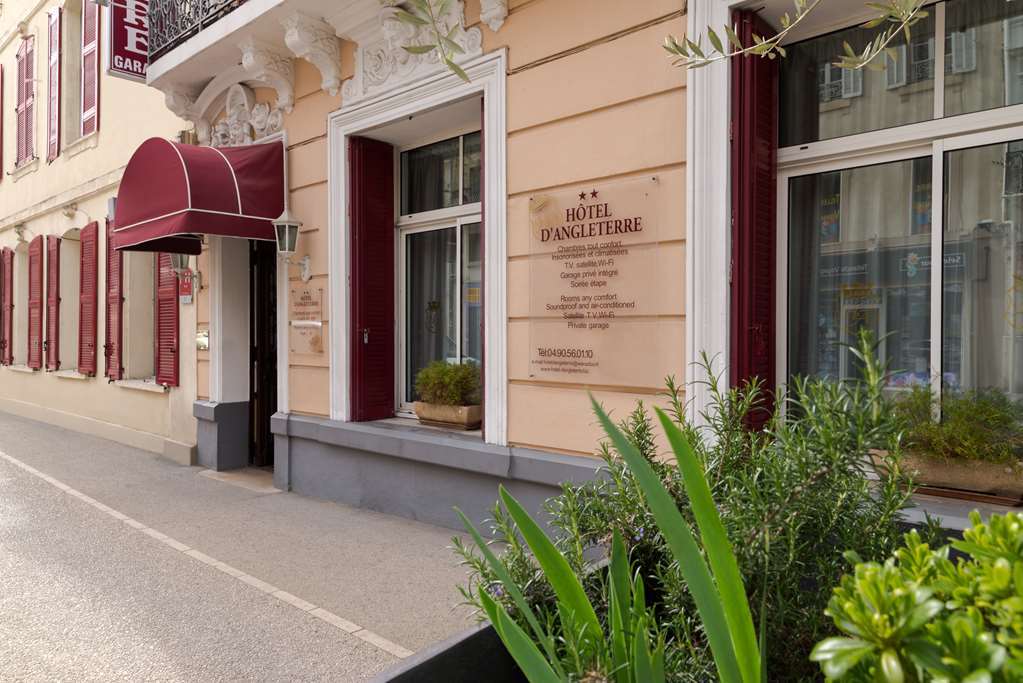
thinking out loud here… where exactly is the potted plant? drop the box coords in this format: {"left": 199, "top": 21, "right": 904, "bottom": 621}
{"left": 414, "top": 361, "right": 482, "bottom": 430}
{"left": 883, "top": 386, "right": 1023, "bottom": 503}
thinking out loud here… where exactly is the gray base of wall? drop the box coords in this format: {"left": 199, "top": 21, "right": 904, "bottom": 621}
{"left": 270, "top": 413, "right": 604, "bottom": 531}
{"left": 193, "top": 401, "right": 250, "bottom": 471}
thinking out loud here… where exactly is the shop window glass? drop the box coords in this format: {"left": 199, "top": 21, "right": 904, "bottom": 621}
{"left": 944, "top": 0, "right": 1023, "bottom": 117}
{"left": 942, "top": 140, "right": 1023, "bottom": 397}
{"left": 780, "top": 13, "right": 935, "bottom": 146}
{"left": 788, "top": 157, "right": 932, "bottom": 386}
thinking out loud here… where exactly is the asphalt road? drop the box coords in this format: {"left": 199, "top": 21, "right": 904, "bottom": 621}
{"left": 0, "top": 412, "right": 474, "bottom": 682}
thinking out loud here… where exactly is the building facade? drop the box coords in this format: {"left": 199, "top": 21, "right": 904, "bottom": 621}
{"left": 6, "top": 0, "right": 1018, "bottom": 530}
{"left": 0, "top": 0, "right": 191, "bottom": 460}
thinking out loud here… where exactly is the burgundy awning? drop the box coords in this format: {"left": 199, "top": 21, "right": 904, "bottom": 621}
{"left": 112, "top": 138, "right": 285, "bottom": 255}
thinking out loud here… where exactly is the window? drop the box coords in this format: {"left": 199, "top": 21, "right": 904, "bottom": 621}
{"left": 943, "top": 139, "right": 1023, "bottom": 397}
{"left": 398, "top": 132, "right": 482, "bottom": 409}
{"left": 788, "top": 158, "right": 932, "bottom": 386}
{"left": 780, "top": 12, "right": 935, "bottom": 146}
{"left": 944, "top": 0, "right": 1023, "bottom": 116}
{"left": 15, "top": 36, "right": 36, "bottom": 168}
{"left": 59, "top": 0, "right": 99, "bottom": 147}
{"left": 122, "top": 252, "right": 155, "bottom": 380}
{"left": 11, "top": 244, "right": 29, "bottom": 365}
{"left": 57, "top": 229, "right": 82, "bottom": 371}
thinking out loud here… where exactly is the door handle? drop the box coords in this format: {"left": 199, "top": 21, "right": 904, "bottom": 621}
{"left": 362, "top": 328, "right": 370, "bottom": 344}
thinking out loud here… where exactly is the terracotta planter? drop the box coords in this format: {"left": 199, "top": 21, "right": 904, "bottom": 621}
{"left": 872, "top": 449, "right": 1023, "bottom": 502}
{"left": 414, "top": 402, "right": 482, "bottom": 430}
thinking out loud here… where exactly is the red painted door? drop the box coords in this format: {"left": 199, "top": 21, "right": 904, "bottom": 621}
{"left": 349, "top": 136, "right": 395, "bottom": 422}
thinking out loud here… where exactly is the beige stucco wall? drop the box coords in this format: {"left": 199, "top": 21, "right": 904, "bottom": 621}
{"left": 0, "top": 1, "right": 193, "bottom": 460}
{"left": 190, "top": 2, "right": 687, "bottom": 458}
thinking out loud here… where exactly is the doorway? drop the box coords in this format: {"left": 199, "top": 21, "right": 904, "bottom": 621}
{"left": 249, "top": 240, "right": 277, "bottom": 468}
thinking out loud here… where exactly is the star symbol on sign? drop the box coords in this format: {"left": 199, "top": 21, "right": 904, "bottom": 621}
{"left": 578, "top": 191, "right": 587, "bottom": 201}
{"left": 590, "top": 189, "right": 599, "bottom": 198}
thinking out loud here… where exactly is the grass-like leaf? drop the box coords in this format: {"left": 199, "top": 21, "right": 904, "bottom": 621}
{"left": 455, "top": 508, "right": 563, "bottom": 674}
{"left": 498, "top": 485, "right": 602, "bottom": 653}
{"left": 655, "top": 407, "right": 761, "bottom": 682}
{"left": 591, "top": 397, "right": 744, "bottom": 683}
{"left": 479, "top": 589, "right": 562, "bottom": 683}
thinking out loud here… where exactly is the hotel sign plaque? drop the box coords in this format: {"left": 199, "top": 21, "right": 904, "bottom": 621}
{"left": 289, "top": 287, "right": 324, "bottom": 355}
{"left": 527, "top": 177, "right": 666, "bottom": 387}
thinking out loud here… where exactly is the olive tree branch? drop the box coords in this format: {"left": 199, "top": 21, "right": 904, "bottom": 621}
{"left": 394, "top": 0, "right": 470, "bottom": 82}
{"left": 665, "top": 0, "right": 929, "bottom": 72}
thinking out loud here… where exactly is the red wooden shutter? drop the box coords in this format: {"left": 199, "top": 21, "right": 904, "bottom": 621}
{"left": 27, "top": 235, "right": 43, "bottom": 370}
{"left": 46, "top": 235, "right": 60, "bottom": 370}
{"left": 15, "top": 38, "right": 32, "bottom": 167}
{"left": 78, "top": 222, "right": 98, "bottom": 375}
{"left": 349, "top": 136, "right": 395, "bottom": 421}
{"left": 730, "top": 9, "right": 779, "bottom": 426}
{"left": 155, "top": 253, "right": 179, "bottom": 386}
{"left": 81, "top": 1, "right": 99, "bottom": 137}
{"left": 0, "top": 248, "right": 12, "bottom": 365}
{"left": 104, "top": 218, "right": 123, "bottom": 380}
{"left": 47, "top": 8, "right": 61, "bottom": 162}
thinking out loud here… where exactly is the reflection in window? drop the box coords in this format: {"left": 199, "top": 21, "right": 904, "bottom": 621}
{"left": 780, "top": 12, "right": 935, "bottom": 146}
{"left": 789, "top": 158, "right": 932, "bottom": 385}
{"left": 400, "top": 132, "right": 482, "bottom": 215}
{"left": 943, "top": 140, "right": 1023, "bottom": 398}
{"left": 944, "top": 0, "right": 1023, "bottom": 117}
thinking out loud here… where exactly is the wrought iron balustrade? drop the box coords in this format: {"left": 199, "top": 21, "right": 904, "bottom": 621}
{"left": 149, "top": 0, "right": 249, "bottom": 62}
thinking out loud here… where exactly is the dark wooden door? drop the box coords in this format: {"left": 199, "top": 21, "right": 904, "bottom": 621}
{"left": 249, "top": 240, "right": 277, "bottom": 468}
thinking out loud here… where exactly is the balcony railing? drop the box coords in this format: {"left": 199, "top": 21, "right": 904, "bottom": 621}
{"left": 149, "top": 0, "right": 249, "bottom": 62}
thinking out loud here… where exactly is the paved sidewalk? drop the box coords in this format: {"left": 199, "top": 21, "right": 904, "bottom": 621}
{"left": 0, "top": 411, "right": 476, "bottom": 681}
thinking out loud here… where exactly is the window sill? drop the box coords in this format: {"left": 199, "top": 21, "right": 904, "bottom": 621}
{"left": 63, "top": 132, "right": 99, "bottom": 159}
{"left": 53, "top": 369, "right": 89, "bottom": 380}
{"left": 5, "top": 364, "right": 37, "bottom": 373}
{"left": 115, "top": 378, "right": 168, "bottom": 394}
{"left": 10, "top": 157, "right": 39, "bottom": 181}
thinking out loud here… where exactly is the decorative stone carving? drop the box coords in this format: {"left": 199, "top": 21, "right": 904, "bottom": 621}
{"left": 239, "top": 38, "right": 296, "bottom": 113}
{"left": 479, "top": 0, "right": 508, "bottom": 32}
{"left": 211, "top": 84, "right": 284, "bottom": 147}
{"left": 333, "top": 0, "right": 482, "bottom": 107}
{"left": 283, "top": 12, "right": 344, "bottom": 97}
{"left": 157, "top": 85, "right": 213, "bottom": 145}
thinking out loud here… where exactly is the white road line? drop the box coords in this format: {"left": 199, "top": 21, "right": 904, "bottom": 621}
{"left": 0, "top": 450, "right": 415, "bottom": 660}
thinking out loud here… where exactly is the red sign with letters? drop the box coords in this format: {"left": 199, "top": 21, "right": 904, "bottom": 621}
{"left": 109, "top": 0, "right": 148, "bottom": 82}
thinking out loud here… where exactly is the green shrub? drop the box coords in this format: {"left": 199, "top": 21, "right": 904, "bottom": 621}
{"left": 454, "top": 331, "right": 918, "bottom": 680}
{"left": 896, "top": 386, "right": 1023, "bottom": 464}
{"left": 811, "top": 511, "right": 1023, "bottom": 681}
{"left": 414, "top": 360, "right": 480, "bottom": 406}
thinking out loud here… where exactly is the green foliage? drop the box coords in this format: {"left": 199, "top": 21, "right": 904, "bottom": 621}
{"left": 392, "top": 0, "right": 469, "bottom": 82}
{"left": 811, "top": 512, "right": 1023, "bottom": 681}
{"left": 454, "top": 336, "right": 916, "bottom": 680}
{"left": 461, "top": 493, "right": 667, "bottom": 683}
{"left": 897, "top": 386, "right": 1023, "bottom": 465}
{"left": 414, "top": 360, "right": 480, "bottom": 406}
{"left": 460, "top": 398, "right": 763, "bottom": 683}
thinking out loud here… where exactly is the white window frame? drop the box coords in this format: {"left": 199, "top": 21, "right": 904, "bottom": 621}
{"left": 327, "top": 50, "right": 508, "bottom": 445}
{"left": 396, "top": 209, "right": 482, "bottom": 414}
{"left": 777, "top": 123, "right": 1023, "bottom": 411}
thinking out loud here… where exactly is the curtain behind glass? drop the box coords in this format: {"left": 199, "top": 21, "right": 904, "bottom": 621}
{"left": 406, "top": 228, "right": 458, "bottom": 402}
{"left": 401, "top": 137, "right": 460, "bottom": 215}
{"left": 461, "top": 223, "right": 482, "bottom": 365}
